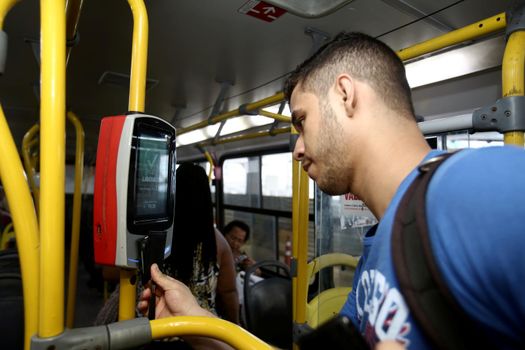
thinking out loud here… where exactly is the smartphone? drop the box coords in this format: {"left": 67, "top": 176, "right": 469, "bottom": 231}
{"left": 297, "top": 315, "right": 370, "bottom": 350}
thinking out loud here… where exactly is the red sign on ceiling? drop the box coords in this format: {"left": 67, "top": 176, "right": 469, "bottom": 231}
{"left": 238, "top": 0, "right": 287, "bottom": 23}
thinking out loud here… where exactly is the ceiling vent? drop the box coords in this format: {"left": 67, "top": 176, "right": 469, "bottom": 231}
{"left": 264, "top": 0, "right": 355, "bottom": 18}
{"left": 98, "top": 71, "right": 159, "bottom": 91}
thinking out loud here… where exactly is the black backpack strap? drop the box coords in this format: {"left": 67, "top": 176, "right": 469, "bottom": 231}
{"left": 392, "top": 152, "right": 485, "bottom": 349}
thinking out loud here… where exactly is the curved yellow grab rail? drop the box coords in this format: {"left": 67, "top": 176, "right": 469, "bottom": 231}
{"left": 39, "top": 0, "right": 66, "bottom": 338}
{"left": 204, "top": 151, "right": 214, "bottom": 182}
{"left": 305, "top": 253, "right": 358, "bottom": 328}
{"left": 65, "top": 111, "right": 85, "bottom": 328}
{"left": 502, "top": 30, "right": 525, "bottom": 146}
{"left": 397, "top": 13, "right": 506, "bottom": 61}
{"left": 306, "top": 253, "right": 358, "bottom": 281}
{"left": 22, "top": 124, "right": 40, "bottom": 211}
{"left": 127, "top": 0, "right": 148, "bottom": 112}
{"left": 150, "top": 317, "right": 275, "bottom": 350}
{"left": 0, "top": 0, "right": 19, "bottom": 29}
{"left": 0, "top": 104, "right": 40, "bottom": 350}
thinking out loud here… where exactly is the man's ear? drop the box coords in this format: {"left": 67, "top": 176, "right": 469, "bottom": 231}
{"left": 335, "top": 74, "right": 356, "bottom": 117}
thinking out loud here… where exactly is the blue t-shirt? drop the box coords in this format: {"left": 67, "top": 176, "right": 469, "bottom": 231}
{"left": 340, "top": 146, "right": 525, "bottom": 349}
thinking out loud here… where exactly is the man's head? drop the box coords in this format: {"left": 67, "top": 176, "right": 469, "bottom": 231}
{"left": 284, "top": 32, "right": 415, "bottom": 195}
{"left": 223, "top": 220, "right": 250, "bottom": 253}
{"left": 284, "top": 32, "right": 414, "bottom": 118}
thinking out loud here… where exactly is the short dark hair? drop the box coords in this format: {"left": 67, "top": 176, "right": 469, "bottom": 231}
{"left": 223, "top": 220, "right": 251, "bottom": 242}
{"left": 284, "top": 32, "right": 415, "bottom": 119}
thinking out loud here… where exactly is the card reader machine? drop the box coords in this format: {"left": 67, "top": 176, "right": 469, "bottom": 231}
{"left": 93, "top": 113, "right": 176, "bottom": 290}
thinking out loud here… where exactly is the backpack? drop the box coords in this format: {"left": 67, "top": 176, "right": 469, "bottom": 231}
{"left": 392, "top": 151, "right": 487, "bottom": 349}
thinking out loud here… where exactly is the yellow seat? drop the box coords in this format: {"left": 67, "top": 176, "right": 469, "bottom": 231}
{"left": 305, "top": 253, "right": 359, "bottom": 328}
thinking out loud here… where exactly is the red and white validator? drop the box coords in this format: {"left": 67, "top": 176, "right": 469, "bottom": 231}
{"left": 93, "top": 113, "right": 176, "bottom": 269}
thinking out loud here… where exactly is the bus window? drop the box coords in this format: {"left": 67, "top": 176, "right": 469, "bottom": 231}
{"left": 446, "top": 131, "right": 504, "bottom": 149}
{"left": 223, "top": 156, "right": 261, "bottom": 207}
{"left": 224, "top": 209, "right": 276, "bottom": 261}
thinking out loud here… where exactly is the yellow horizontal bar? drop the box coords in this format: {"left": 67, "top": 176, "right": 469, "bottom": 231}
{"left": 397, "top": 13, "right": 506, "bottom": 61}
{"left": 259, "top": 109, "right": 291, "bottom": 123}
{"left": 199, "top": 126, "right": 290, "bottom": 147}
{"left": 150, "top": 317, "right": 275, "bottom": 350}
{"left": 178, "top": 92, "right": 285, "bottom": 135}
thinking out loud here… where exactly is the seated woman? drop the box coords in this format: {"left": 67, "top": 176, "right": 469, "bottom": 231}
{"left": 163, "top": 163, "right": 238, "bottom": 323}
{"left": 222, "top": 220, "right": 256, "bottom": 273}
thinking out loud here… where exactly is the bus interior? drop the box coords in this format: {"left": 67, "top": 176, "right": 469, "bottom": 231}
{"left": 0, "top": 0, "right": 520, "bottom": 349}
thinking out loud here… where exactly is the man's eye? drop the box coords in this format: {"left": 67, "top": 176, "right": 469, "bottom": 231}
{"left": 294, "top": 116, "right": 305, "bottom": 132}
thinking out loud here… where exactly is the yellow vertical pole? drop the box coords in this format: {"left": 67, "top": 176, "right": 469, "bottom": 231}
{"left": 0, "top": 104, "right": 40, "bottom": 350}
{"left": 65, "top": 111, "right": 84, "bottom": 328}
{"left": 39, "top": 0, "right": 66, "bottom": 338}
{"left": 291, "top": 128, "right": 310, "bottom": 349}
{"left": 502, "top": 31, "right": 525, "bottom": 146}
{"left": 119, "top": 0, "right": 149, "bottom": 321}
{"left": 22, "top": 124, "right": 41, "bottom": 212}
{"left": 127, "top": 0, "right": 148, "bottom": 113}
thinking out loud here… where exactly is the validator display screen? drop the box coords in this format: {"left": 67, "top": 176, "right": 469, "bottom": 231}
{"left": 134, "top": 128, "right": 170, "bottom": 220}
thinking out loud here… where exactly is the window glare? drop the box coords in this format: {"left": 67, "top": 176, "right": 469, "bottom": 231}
{"left": 262, "top": 153, "right": 292, "bottom": 197}
{"left": 223, "top": 157, "right": 249, "bottom": 195}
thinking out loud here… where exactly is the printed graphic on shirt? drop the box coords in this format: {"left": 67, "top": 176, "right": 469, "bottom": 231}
{"left": 355, "top": 269, "right": 411, "bottom": 347}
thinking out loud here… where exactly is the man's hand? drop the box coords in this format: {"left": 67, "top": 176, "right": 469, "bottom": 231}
{"left": 138, "top": 263, "right": 214, "bottom": 319}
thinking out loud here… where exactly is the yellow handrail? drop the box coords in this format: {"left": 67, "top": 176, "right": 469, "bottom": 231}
{"left": 397, "top": 13, "right": 506, "bottom": 61}
{"left": 502, "top": 30, "right": 525, "bottom": 146}
{"left": 127, "top": 0, "right": 148, "bottom": 113}
{"left": 150, "top": 317, "right": 275, "bottom": 349}
{"left": 291, "top": 126, "right": 310, "bottom": 350}
{"left": 0, "top": 0, "right": 19, "bottom": 29}
{"left": 39, "top": 0, "right": 66, "bottom": 338}
{"left": 22, "top": 124, "right": 40, "bottom": 212}
{"left": 198, "top": 126, "right": 290, "bottom": 147}
{"left": 1, "top": 222, "right": 15, "bottom": 249}
{"left": 178, "top": 92, "right": 286, "bottom": 135}
{"left": 0, "top": 104, "right": 40, "bottom": 350}
{"left": 204, "top": 151, "right": 214, "bottom": 182}
{"left": 65, "top": 111, "right": 85, "bottom": 328}
{"left": 258, "top": 109, "right": 291, "bottom": 123}
{"left": 118, "top": 0, "right": 149, "bottom": 322}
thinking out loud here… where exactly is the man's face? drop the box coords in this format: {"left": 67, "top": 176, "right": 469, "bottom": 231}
{"left": 225, "top": 226, "right": 247, "bottom": 253}
{"left": 291, "top": 84, "right": 350, "bottom": 195}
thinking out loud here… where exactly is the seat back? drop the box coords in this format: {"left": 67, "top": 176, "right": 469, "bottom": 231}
{"left": 0, "top": 249, "right": 24, "bottom": 349}
{"left": 244, "top": 260, "right": 292, "bottom": 349}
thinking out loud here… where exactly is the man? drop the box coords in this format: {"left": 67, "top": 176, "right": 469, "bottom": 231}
{"left": 141, "top": 32, "right": 525, "bottom": 348}
{"left": 283, "top": 32, "right": 525, "bottom": 348}
{"left": 223, "top": 220, "right": 257, "bottom": 272}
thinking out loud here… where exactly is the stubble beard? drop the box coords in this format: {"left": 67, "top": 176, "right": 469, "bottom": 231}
{"left": 314, "top": 102, "right": 350, "bottom": 196}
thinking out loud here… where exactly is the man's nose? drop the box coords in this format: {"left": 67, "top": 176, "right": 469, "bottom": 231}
{"left": 292, "top": 135, "right": 305, "bottom": 161}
